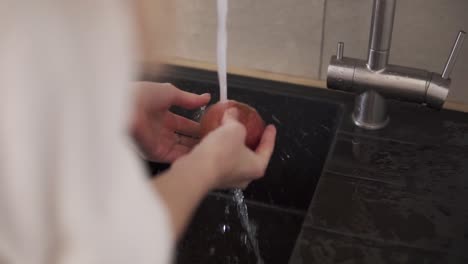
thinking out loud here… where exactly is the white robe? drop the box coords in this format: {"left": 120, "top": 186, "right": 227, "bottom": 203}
{"left": 0, "top": 1, "right": 173, "bottom": 263}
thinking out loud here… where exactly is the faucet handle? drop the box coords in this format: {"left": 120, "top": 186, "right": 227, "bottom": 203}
{"left": 442, "top": 30, "right": 466, "bottom": 79}
{"left": 336, "top": 42, "right": 344, "bottom": 60}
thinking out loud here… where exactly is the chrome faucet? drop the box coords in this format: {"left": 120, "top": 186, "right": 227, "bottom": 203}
{"left": 327, "top": 0, "right": 466, "bottom": 130}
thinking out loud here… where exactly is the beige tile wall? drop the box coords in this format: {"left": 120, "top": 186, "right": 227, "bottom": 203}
{"left": 168, "top": 0, "right": 325, "bottom": 79}
{"left": 165, "top": 0, "right": 468, "bottom": 104}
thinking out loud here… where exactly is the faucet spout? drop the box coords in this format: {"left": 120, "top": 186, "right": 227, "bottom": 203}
{"left": 367, "top": 0, "right": 396, "bottom": 71}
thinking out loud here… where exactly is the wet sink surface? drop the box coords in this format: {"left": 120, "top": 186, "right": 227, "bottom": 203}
{"left": 146, "top": 75, "right": 342, "bottom": 263}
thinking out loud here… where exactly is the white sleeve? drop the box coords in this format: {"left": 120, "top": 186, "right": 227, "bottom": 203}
{"left": 0, "top": 1, "right": 173, "bottom": 264}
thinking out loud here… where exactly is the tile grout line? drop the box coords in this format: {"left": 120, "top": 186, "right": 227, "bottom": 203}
{"left": 208, "top": 192, "right": 307, "bottom": 217}
{"left": 338, "top": 130, "right": 468, "bottom": 150}
{"left": 303, "top": 225, "right": 463, "bottom": 256}
{"left": 317, "top": 0, "right": 328, "bottom": 79}
{"left": 337, "top": 130, "right": 423, "bottom": 146}
{"left": 322, "top": 169, "right": 468, "bottom": 213}
{"left": 324, "top": 169, "right": 405, "bottom": 188}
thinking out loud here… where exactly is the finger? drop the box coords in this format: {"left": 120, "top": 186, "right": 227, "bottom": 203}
{"left": 168, "top": 113, "right": 201, "bottom": 137}
{"left": 176, "top": 134, "right": 199, "bottom": 148}
{"left": 173, "top": 88, "right": 211, "bottom": 110}
{"left": 238, "top": 149, "right": 268, "bottom": 179}
{"left": 235, "top": 125, "right": 277, "bottom": 179}
{"left": 160, "top": 144, "right": 191, "bottom": 163}
{"left": 220, "top": 108, "right": 246, "bottom": 140}
{"left": 233, "top": 180, "right": 251, "bottom": 190}
{"left": 221, "top": 107, "right": 239, "bottom": 124}
{"left": 255, "top": 125, "right": 277, "bottom": 162}
{"left": 131, "top": 111, "right": 156, "bottom": 156}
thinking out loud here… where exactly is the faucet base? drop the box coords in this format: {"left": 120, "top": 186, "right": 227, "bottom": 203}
{"left": 352, "top": 90, "right": 389, "bottom": 130}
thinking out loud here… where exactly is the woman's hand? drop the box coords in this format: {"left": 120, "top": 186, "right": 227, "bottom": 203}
{"left": 153, "top": 105, "right": 276, "bottom": 239}
{"left": 173, "top": 108, "right": 277, "bottom": 190}
{"left": 131, "top": 82, "right": 211, "bottom": 163}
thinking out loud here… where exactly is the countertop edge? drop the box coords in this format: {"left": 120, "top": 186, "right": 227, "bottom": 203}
{"left": 141, "top": 58, "right": 468, "bottom": 114}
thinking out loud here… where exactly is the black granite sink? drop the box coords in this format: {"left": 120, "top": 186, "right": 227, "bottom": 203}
{"left": 145, "top": 67, "right": 343, "bottom": 263}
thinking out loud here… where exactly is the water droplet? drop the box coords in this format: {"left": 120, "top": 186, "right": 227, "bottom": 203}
{"left": 240, "top": 233, "right": 248, "bottom": 246}
{"left": 209, "top": 246, "right": 215, "bottom": 256}
{"left": 219, "top": 223, "right": 230, "bottom": 234}
{"left": 193, "top": 106, "right": 206, "bottom": 121}
{"left": 271, "top": 115, "right": 282, "bottom": 125}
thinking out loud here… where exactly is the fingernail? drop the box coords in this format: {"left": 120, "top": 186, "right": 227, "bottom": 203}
{"left": 266, "top": 124, "right": 277, "bottom": 133}
{"left": 201, "top": 93, "right": 211, "bottom": 97}
{"left": 225, "top": 108, "right": 239, "bottom": 118}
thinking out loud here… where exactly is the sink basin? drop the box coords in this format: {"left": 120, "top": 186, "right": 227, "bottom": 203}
{"left": 145, "top": 68, "right": 342, "bottom": 263}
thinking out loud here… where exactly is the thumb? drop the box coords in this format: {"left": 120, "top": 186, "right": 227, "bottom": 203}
{"left": 222, "top": 108, "right": 239, "bottom": 125}
{"left": 173, "top": 89, "right": 211, "bottom": 110}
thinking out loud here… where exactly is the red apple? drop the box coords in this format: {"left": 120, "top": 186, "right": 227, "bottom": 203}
{"left": 200, "top": 100, "right": 266, "bottom": 150}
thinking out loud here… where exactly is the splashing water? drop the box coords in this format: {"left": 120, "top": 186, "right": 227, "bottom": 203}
{"left": 216, "top": 1, "right": 263, "bottom": 263}
{"left": 232, "top": 189, "right": 264, "bottom": 264}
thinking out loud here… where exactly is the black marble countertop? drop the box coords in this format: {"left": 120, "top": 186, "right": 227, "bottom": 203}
{"left": 150, "top": 65, "right": 468, "bottom": 263}
{"left": 290, "top": 95, "right": 468, "bottom": 263}
{"left": 291, "top": 93, "right": 468, "bottom": 263}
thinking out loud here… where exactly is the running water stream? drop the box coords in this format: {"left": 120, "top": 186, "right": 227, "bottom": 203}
{"left": 232, "top": 189, "right": 264, "bottom": 264}
{"left": 216, "top": 1, "right": 263, "bottom": 263}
